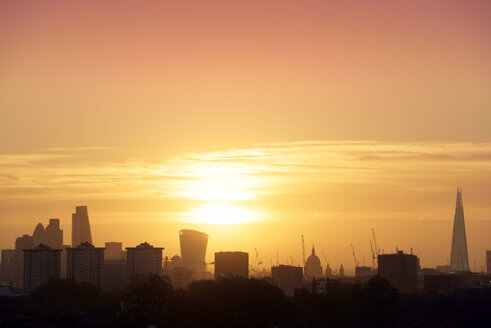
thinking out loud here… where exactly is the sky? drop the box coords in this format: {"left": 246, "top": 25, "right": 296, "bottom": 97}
{"left": 1, "top": 0, "right": 491, "bottom": 273}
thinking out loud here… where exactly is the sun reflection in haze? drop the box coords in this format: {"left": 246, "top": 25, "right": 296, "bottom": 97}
{"left": 175, "top": 161, "right": 265, "bottom": 224}
{"left": 186, "top": 203, "right": 263, "bottom": 224}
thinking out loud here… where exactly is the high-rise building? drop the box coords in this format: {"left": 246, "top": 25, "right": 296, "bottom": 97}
{"left": 487, "top": 250, "right": 491, "bottom": 275}
{"left": 0, "top": 250, "right": 16, "bottom": 285}
{"left": 72, "top": 206, "right": 93, "bottom": 247}
{"left": 45, "top": 219, "right": 63, "bottom": 249}
{"left": 179, "top": 229, "right": 208, "bottom": 274}
{"left": 450, "top": 188, "right": 469, "bottom": 272}
{"left": 304, "top": 246, "right": 322, "bottom": 280}
{"left": 14, "top": 234, "right": 34, "bottom": 288}
{"left": 271, "top": 265, "right": 303, "bottom": 295}
{"left": 214, "top": 251, "right": 249, "bottom": 279}
{"left": 378, "top": 250, "right": 419, "bottom": 293}
{"left": 126, "top": 242, "right": 163, "bottom": 280}
{"left": 103, "top": 259, "right": 128, "bottom": 291}
{"left": 23, "top": 244, "right": 61, "bottom": 290}
{"left": 67, "top": 242, "right": 104, "bottom": 287}
{"left": 105, "top": 242, "right": 126, "bottom": 260}
{"left": 33, "top": 223, "right": 45, "bottom": 246}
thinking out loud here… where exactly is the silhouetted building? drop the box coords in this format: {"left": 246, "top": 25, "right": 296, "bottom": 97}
{"left": 424, "top": 274, "right": 464, "bottom": 294}
{"left": 179, "top": 229, "right": 208, "bottom": 274}
{"left": 339, "top": 264, "right": 345, "bottom": 278}
{"left": 436, "top": 265, "right": 451, "bottom": 273}
{"left": 355, "top": 266, "right": 373, "bottom": 282}
{"left": 126, "top": 242, "right": 163, "bottom": 279}
{"left": 59, "top": 245, "right": 70, "bottom": 279}
{"left": 105, "top": 242, "right": 126, "bottom": 260}
{"left": 0, "top": 250, "right": 15, "bottom": 285}
{"left": 45, "top": 218, "right": 63, "bottom": 249}
{"left": 450, "top": 188, "right": 469, "bottom": 272}
{"left": 378, "top": 250, "right": 418, "bottom": 293}
{"left": 14, "top": 234, "right": 34, "bottom": 287}
{"left": 214, "top": 251, "right": 249, "bottom": 279}
{"left": 33, "top": 223, "right": 46, "bottom": 246}
{"left": 23, "top": 244, "right": 61, "bottom": 289}
{"left": 169, "top": 266, "right": 193, "bottom": 288}
{"left": 487, "top": 250, "right": 491, "bottom": 275}
{"left": 163, "top": 254, "right": 182, "bottom": 272}
{"left": 272, "top": 265, "right": 303, "bottom": 295}
{"left": 304, "top": 246, "right": 322, "bottom": 280}
{"left": 103, "top": 259, "right": 128, "bottom": 291}
{"left": 72, "top": 206, "right": 93, "bottom": 247}
{"left": 67, "top": 242, "right": 104, "bottom": 287}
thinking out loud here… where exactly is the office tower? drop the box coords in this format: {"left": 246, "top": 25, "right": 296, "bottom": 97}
{"left": 0, "top": 250, "right": 16, "bottom": 285}
{"left": 271, "top": 265, "right": 303, "bottom": 295}
{"left": 45, "top": 219, "right": 63, "bottom": 249}
{"left": 179, "top": 229, "right": 208, "bottom": 273}
{"left": 23, "top": 244, "right": 61, "bottom": 290}
{"left": 67, "top": 242, "right": 104, "bottom": 287}
{"left": 378, "top": 250, "right": 419, "bottom": 293}
{"left": 339, "top": 264, "right": 345, "bottom": 278}
{"left": 103, "top": 259, "right": 128, "bottom": 291}
{"left": 33, "top": 223, "right": 46, "bottom": 246}
{"left": 72, "top": 206, "right": 93, "bottom": 247}
{"left": 450, "top": 188, "right": 470, "bottom": 272}
{"left": 126, "top": 242, "right": 163, "bottom": 280}
{"left": 14, "top": 234, "right": 34, "bottom": 288}
{"left": 214, "top": 251, "right": 249, "bottom": 279}
{"left": 105, "top": 242, "right": 125, "bottom": 260}
{"left": 304, "top": 246, "right": 322, "bottom": 280}
{"left": 487, "top": 250, "right": 491, "bottom": 275}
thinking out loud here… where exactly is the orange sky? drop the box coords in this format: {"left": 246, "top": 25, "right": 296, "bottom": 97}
{"left": 1, "top": 1, "right": 491, "bottom": 273}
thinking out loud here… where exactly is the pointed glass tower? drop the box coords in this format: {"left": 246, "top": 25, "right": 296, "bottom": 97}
{"left": 450, "top": 188, "right": 469, "bottom": 272}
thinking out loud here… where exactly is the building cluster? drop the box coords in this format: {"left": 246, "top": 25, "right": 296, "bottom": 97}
{"left": 1, "top": 189, "right": 490, "bottom": 296}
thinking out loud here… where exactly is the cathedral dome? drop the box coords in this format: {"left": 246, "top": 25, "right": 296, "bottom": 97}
{"left": 305, "top": 246, "right": 321, "bottom": 266}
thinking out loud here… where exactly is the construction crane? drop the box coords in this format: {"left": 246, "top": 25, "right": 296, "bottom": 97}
{"left": 372, "top": 228, "right": 379, "bottom": 256}
{"left": 351, "top": 243, "right": 359, "bottom": 268}
{"left": 370, "top": 239, "right": 375, "bottom": 270}
{"left": 301, "top": 235, "right": 306, "bottom": 267}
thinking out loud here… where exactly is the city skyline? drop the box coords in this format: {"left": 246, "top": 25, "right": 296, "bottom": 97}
{"left": 1, "top": 143, "right": 491, "bottom": 272}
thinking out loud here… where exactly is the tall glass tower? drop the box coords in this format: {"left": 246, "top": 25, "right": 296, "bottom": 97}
{"left": 450, "top": 188, "right": 469, "bottom": 272}
{"left": 72, "top": 206, "right": 93, "bottom": 247}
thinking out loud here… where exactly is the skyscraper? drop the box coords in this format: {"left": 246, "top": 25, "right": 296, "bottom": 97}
{"left": 179, "top": 229, "right": 208, "bottom": 274}
{"left": 14, "top": 234, "right": 34, "bottom": 288}
{"left": 33, "top": 223, "right": 45, "bottom": 246}
{"left": 45, "top": 219, "right": 63, "bottom": 249}
{"left": 72, "top": 206, "right": 93, "bottom": 247}
{"left": 450, "top": 188, "right": 469, "bottom": 272}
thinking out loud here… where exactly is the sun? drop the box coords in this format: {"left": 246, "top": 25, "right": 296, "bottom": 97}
{"left": 187, "top": 203, "right": 262, "bottom": 224}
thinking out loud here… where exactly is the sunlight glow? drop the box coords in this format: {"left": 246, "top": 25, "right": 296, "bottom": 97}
{"left": 187, "top": 203, "right": 263, "bottom": 224}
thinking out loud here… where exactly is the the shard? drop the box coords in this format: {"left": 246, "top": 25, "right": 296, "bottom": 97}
{"left": 72, "top": 206, "right": 93, "bottom": 247}
{"left": 450, "top": 188, "right": 469, "bottom": 272}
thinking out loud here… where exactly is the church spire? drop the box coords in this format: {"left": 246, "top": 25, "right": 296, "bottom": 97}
{"left": 312, "top": 244, "right": 316, "bottom": 256}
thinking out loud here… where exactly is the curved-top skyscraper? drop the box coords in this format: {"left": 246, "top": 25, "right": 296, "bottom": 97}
{"left": 450, "top": 188, "right": 469, "bottom": 272}
{"left": 179, "top": 229, "right": 208, "bottom": 273}
{"left": 72, "top": 206, "right": 93, "bottom": 247}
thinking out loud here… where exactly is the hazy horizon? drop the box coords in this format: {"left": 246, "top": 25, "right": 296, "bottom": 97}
{"left": 1, "top": 1, "right": 491, "bottom": 274}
